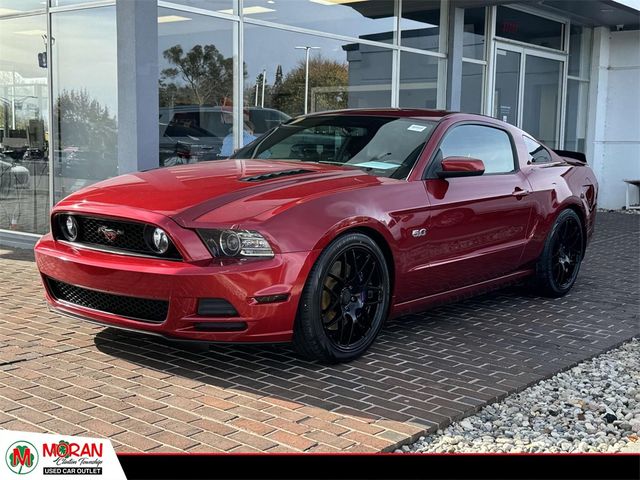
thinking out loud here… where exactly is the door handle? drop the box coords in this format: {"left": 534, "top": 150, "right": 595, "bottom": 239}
{"left": 512, "top": 187, "right": 531, "bottom": 197}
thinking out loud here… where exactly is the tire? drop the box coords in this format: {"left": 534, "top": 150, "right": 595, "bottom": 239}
{"left": 534, "top": 209, "right": 585, "bottom": 297}
{"left": 293, "top": 233, "right": 391, "bottom": 363}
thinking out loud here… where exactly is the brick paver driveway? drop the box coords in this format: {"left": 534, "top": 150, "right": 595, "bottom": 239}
{"left": 1, "top": 212, "right": 638, "bottom": 452}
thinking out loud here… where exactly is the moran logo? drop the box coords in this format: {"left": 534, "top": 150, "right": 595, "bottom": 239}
{"left": 43, "top": 441, "right": 103, "bottom": 458}
{"left": 5, "top": 440, "right": 39, "bottom": 475}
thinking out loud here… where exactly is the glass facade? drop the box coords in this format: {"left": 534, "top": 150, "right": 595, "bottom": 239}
{"left": 51, "top": 6, "right": 118, "bottom": 202}
{"left": 461, "top": 62, "right": 483, "bottom": 114}
{"left": 463, "top": 7, "right": 485, "bottom": 60}
{"left": 460, "top": 7, "right": 486, "bottom": 114}
{"left": 0, "top": 13, "right": 49, "bottom": 234}
{"left": 399, "top": 52, "right": 442, "bottom": 108}
{"left": 158, "top": 7, "right": 234, "bottom": 166}
{"left": 522, "top": 55, "right": 562, "bottom": 148}
{"left": 0, "top": 1, "right": 597, "bottom": 237}
{"left": 0, "top": 1, "right": 44, "bottom": 15}
{"left": 565, "top": 25, "right": 592, "bottom": 153}
{"left": 400, "top": 0, "right": 444, "bottom": 53}
{"left": 244, "top": 25, "right": 393, "bottom": 115}
{"left": 496, "top": 6, "right": 564, "bottom": 51}
{"left": 243, "top": 0, "right": 395, "bottom": 41}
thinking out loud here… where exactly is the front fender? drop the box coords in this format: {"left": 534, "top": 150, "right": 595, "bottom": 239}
{"left": 311, "top": 215, "right": 397, "bottom": 253}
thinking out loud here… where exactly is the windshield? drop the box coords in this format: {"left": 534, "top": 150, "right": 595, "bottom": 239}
{"left": 232, "top": 115, "right": 437, "bottom": 179}
{"left": 163, "top": 117, "right": 219, "bottom": 138}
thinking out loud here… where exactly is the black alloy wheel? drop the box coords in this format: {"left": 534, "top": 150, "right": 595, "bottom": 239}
{"left": 293, "top": 233, "right": 391, "bottom": 363}
{"left": 320, "top": 246, "right": 385, "bottom": 350}
{"left": 551, "top": 215, "right": 583, "bottom": 289}
{"left": 535, "top": 209, "right": 585, "bottom": 297}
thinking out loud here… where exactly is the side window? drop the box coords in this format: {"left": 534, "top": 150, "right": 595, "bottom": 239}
{"left": 438, "top": 125, "right": 516, "bottom": 174}
{"left": 523, "top": 135, "right": 552, "bottom": 164}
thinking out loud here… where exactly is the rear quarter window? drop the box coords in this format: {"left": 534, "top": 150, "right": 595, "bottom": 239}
{"left": 523, "top": 135, "right": 553, "bottom": 164}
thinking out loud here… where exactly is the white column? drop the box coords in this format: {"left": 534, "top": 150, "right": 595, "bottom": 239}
{"left": 585, "top": 27, "right": 609, "bottom": 200}
{"left": 446, "top": 6, "right": 464, "bottom": 111}
{"left": 116, "top": 0, "right": 159, "bottom": 174}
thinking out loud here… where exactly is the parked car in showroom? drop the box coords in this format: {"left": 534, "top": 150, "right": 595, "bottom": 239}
{"left": 35, "top": 109, "right": 598, "bottom": 363}
{"left": 159, "top": 106, "right": 290, "bottom": 166}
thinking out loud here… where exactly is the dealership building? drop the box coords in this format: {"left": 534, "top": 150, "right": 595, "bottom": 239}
{"left": 0, "top": 0, "right": 638, "bottom": 247}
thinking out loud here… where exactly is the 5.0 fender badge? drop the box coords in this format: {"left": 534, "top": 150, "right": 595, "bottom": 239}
{"left": 412, "top": 228, "right": 428, "bottom": 238}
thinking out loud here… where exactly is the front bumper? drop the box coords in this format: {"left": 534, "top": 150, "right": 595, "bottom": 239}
{"left": 35, "top": 234, "right": 317, "bottom": 343}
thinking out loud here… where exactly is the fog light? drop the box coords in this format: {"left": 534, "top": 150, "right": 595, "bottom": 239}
{"left": 152, "top": 228, "right": 169, "bottom": 254}
{"left": 197, "top": 298, "right": 239, "bottom": 317}
{"left": 63, "top": 215, "right": 78, "bottom": 241}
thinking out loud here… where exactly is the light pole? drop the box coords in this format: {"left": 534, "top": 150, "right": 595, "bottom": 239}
{"left": 261, "top": 69, "right": 267, "bottom": 108}
{"left": 295, "top": 46, "right": 320, "bottom": 115}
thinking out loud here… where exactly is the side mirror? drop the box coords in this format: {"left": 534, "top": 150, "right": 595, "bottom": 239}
{"left": 437, "top": 156, "right": 485, "bottom": 178}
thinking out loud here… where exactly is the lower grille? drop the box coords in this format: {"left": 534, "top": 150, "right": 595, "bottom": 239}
{"left": 46, "top": 277, "right": 168, "bottom": 323}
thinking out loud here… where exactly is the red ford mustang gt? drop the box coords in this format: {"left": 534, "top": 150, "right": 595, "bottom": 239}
{"left": 34, "top": 109, "right": 598, "bottom": 363}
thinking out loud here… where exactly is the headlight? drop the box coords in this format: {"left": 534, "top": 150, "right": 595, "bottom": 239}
{"left": 197, "top": 229, "right": 274, "bottom": 258}
{"left": 150, "top": 227, "right": 169, "bottom": 254}
{"left": 61, "top": 215, "right": 78, "bottom": 241}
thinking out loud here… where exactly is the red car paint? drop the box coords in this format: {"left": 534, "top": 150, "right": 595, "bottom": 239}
{"left": 34, "top": 110, "right": 598, "bottom": 344}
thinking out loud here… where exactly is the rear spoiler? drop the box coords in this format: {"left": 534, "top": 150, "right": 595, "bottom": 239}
{"left": 553, "top": 149, "right": 587, "bottom": 164}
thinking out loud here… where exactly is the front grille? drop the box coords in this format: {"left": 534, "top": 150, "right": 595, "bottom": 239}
{"left": 79, "top": 216, "right": 148, "bottom": 251}
{"left": 46, "top": 277, "right": 169, "bottom": 323}
{"left": 54, "top": 214, "right": 181, "bottom": 260}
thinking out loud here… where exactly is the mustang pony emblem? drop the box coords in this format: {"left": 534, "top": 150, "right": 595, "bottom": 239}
{"left": 97, "top": 225, "right": 123, "bottom": 242}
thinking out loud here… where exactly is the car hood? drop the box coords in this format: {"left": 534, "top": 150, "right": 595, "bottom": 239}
{"left": 58, "top": 159, "right": 385, "bottom": 226}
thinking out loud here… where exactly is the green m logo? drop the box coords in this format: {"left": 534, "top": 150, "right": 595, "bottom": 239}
{"left": 5, "top": 441, "right": 39, "bottom": 475}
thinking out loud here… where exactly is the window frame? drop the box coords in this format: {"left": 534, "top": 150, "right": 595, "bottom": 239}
{"left": 422, "top": 121, "right": 520, "bottom": 179}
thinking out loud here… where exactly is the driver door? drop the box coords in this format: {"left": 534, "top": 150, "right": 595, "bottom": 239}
{"left": 418, "top": 123, "right": 533, "bottom": 295}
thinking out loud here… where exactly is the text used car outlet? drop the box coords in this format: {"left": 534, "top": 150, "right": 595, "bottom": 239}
{"left": 34, "top": 109, "right": 598, "bottom": 363}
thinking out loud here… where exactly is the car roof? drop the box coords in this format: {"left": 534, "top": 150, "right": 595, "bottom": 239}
{"left": 300, "top": 108, "right": 520, "bottom": 129}
{"left": 305, "top": 108, "right": 450, "bottom": 119}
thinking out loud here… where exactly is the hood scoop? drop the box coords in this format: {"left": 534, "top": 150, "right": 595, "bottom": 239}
{"left": 240, "top": 168, "right": 313, "bottom": 182}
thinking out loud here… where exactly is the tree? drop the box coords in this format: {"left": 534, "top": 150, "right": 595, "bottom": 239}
{"left": 160, "top": 44, "right": 234, "bottom": 106}
{"left": 271, "top": 57, "right": 349, "bottom": 115}
{"left": 54, "top": 89, "right": 116, "bottom": 154}
{"left": 274, "top": 64, "right": 283, "bottom": 88}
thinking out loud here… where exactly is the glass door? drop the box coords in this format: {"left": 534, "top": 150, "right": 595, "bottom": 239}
{"left": 493, "top": 43, "right": 564, "bottom": 148}
{"left": 522, "top": 55, "right": 563, "bottom": 148}
{"left": 494, "top": 48, "right": 521, "bottom": 126}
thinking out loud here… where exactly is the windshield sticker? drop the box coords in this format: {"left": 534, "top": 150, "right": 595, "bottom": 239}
{"left": 352, "top": 161, "right": 398, "bottom": 170}
{"left": 407, "top": 124, "right": 427, "bottom": 132}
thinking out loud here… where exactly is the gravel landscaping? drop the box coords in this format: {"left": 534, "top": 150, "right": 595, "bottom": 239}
{"left": 399, "top": 338, "right": 640, "bottom": 453}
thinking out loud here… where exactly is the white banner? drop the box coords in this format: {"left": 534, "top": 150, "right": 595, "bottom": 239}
{"left": 0, "top": 430, "right": 126, "bottom": 479}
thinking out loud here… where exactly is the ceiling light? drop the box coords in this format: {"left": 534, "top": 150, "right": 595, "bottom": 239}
{"left": 15, "top": 29, "right": 47, "bottom": 36}
{"left": 309, "top": 0, "right": 368, "bottom": 5}
{"left": 157, "top": 15, "right": 192, "bottom": 24}
{"left": 218, "top": 6, "right": 276, "bottom": 15}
